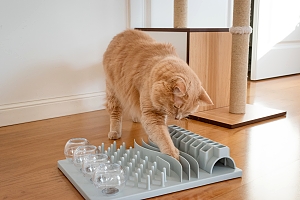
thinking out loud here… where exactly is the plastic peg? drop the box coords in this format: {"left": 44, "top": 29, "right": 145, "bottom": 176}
{"left": 119, "top": 145, "right": 123, "bottom": 156}
{"left": 113, "top": 141, "right": 116, "bottom": 152}
{"left": 151, "top": 166, "right": 155, "bottom": 179}
{"left": 134, "top": 155, "right": 138, "bottom": 166}
{"left": 122, "top": 142, "right": 126, "bottom": 151}
{"left": 101, "top": 143, "right": 105, "bottom": 153}
{"left": 125, "top": 166, "right": 129, "bottom": 180}
{"left": 142, "top": 160, "right": 147, "bottom": 170}
{"left": 114, "top": 152, "right": 117, "bottom": 162}
{"left": 117, "top": 149, "right": 120, "bottom": 161}
{"left": 124, "top": 153, "right": 128, "bottom": 163}
{"left": 110, "top": 155, "right": 115, "bottom": 164}
{"left": 147, "top": 175, "right": 151, "bottom": 190}
{"left": 140, "top": 164, "right": 144, "bottom": 178}
{"left": 128, "top": 162, "right": 133, "bottom": 176}
{"left": 153, "top": 161, "right": 157, "bottom": 175}
{"left": 131, "top": 158, "right": 135, "bottom": 171}
{"left": 163, "top": 167, "right": 167, "bottom": 182}
{"left": 137, "top": 151, "right": 140, "bottom": 164}
{"left": 126, "top": 149, "right": 130, "bottom": 159}
{"left": 110, "top": 144, "right": 114, "bottom": 153}
{"left": 121, "top": 157, "right": 125, "bottom": 167}
{"left": 149, "top": 170, "right": 153, "bottom": 184}
{"left": 145, "top": 156, "right": 148, "bottom": 169}
{"left": 134, "top": 173, "right": 138, "bottom": 187}
{"left": 129, "top": 147, "right": 133, "bottom": 158}
{"left": 137, "top": 168, "right": 141, "bottom": 182}
{"left": 107, "top": 147, "right": 111, "bottom": 157}
{"left": 161, "top": 172, "right": 165, "bottom": 187}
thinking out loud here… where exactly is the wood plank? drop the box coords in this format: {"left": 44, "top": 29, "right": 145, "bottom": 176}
{"left": 135, "top": 28, "right": 229, "bottom": 32}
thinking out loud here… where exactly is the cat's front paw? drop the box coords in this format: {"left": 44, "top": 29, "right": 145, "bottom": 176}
{"left": 161, "top": 146, "right": 180, "bottom": 160}
{"left": 132, "top": 117, "right": 140, "bottom": 123}
{"left": 108, "top": 131, "right": 121, "bottom": 140}
{"left": 169, "top": 147, "right": 180, "bottom": 160}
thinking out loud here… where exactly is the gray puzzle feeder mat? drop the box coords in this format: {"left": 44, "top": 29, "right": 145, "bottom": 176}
{"left": 58, "top": 125, "right": 242, "bottom": 200}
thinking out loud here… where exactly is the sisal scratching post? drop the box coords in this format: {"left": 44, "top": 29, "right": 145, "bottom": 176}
{"left": 229, "top": 0, "right": 252, "bottom": 114}
{"left": 174, "top": 0, "right": 187, "bottom": 28}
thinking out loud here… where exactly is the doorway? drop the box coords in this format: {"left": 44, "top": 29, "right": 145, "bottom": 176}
{"left": 249, "top": 0, "right": 300, "bottom": 80}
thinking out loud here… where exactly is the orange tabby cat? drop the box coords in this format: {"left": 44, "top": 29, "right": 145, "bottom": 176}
{"left": 103, "top": 29, "right": 212, "bottom": 159}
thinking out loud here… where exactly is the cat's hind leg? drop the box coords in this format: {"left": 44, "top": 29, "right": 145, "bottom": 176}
{"left": 105, "top": 83, "right": 123, "bottom": 140}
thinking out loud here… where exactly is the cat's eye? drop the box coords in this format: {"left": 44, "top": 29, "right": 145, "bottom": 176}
{"left": 173, "top": 105, "right": 180, "bottom": 109}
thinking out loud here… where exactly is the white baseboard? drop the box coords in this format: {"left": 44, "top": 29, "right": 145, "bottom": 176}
{"left": 0, "top": 92, "right": 106, "bottom": 127}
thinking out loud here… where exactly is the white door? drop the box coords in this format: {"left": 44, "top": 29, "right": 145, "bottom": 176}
{"left": 250, "top": 0, "right": 300, "bottom": 80}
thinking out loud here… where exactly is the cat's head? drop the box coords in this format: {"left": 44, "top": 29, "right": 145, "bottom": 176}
{"left": 151, "top": 76, "right": 213, "bottom": 120}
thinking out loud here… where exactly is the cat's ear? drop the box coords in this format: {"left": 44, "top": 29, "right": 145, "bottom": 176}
{"left": 174, "top": 95, "right": 184, "bottom": 108}
{"left": 173, "top": 78, "right": 186, "bottom": 97}
{"left": 199, "top": 86, "right": 213, "bottom": 105}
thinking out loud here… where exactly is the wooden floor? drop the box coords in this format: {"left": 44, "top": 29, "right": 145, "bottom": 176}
{"left": 1, "top": 74, "right": 299, "bottom": 200}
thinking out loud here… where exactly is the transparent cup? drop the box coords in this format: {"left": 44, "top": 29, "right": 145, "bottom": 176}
{"left": 82, "top": 153, "right": 110, "bottom": 182}
{"left": 92, "top": 163, "right": 127, "bottom": 196}
{"left": 72, "top": 145, "right": 97, "bottom": 171}
{"left": 64, "top": 138, "right": 89, "bottom": 162}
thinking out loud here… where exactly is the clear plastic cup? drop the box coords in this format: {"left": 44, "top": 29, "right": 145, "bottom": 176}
{"left": 64, "top": 138, "right": 89, "bottom": 162}
{"left": 82, "top": 153, "right": 110, "bottom": 182}
{"left": 92, "top": 163, "right": 127, "bottom": 196}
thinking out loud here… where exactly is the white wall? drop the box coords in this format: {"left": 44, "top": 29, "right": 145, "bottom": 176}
{"left": 187, "top": 0, "right": 233, "bottom": 28}
{"left": 0, "top": 0, "right": 233, "bottom": 127}
{"left": 0, "top": 0, "right": 127, "bottom": 126}
{"left": 130, "top": 0, "right": 233, "bottom": 28}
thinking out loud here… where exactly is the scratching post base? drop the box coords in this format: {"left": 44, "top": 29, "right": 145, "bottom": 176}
{"left": 189, "top": 104, "right": 286, "bottom": 129}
